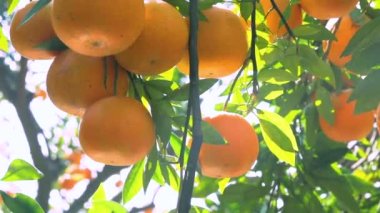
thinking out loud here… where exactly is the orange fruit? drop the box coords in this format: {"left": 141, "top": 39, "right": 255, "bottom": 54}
{"left": 79, "top": 96, "right": 156, "bottom": 166}
{"left": 46, "top": 49, "right": 129, "bottom": 116}
{"left": 176, "top": 7, "right": 248, "bottom": 78}
{"left": 261, "top": 0, "right": 302, "bottom": 42}
{"left": 66, "top": 151, "right": 83, "bottom": 165}
{"left": 115, "top": 0, "right": 188, "bottom": 76}
{"left": 300, "top": 0, "right": 359, "bottom": 20}
{"left": 10, "top": 2, "right": 59, "bottom": 59}
{"left": 319, "top": 89, "right": 374, "bottom": 143}
{"left": 59, "top": 178, "right": 77, "bottom": 190}
{"left": 70, "top": 168, "right": 92, "bottom": 180}
{"left": 51, "top": 0, "right": 145, "bottom": 57}
{"left": 194, "top": 113, "right": 259, "bottom": 178}
{"left": 324, "top": 15, "right": 360, "bottom": 68}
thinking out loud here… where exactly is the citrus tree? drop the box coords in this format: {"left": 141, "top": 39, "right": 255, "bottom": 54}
{"left": 0, "top": 0, "right": 379, "bottom": 212}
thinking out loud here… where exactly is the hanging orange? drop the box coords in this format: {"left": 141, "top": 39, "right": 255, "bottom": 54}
{"left": 176, "top": 7, "right": 248, "bottom": 78}
{"left": 51, "top": 0, "right": 145, "bottom": 56}
{"left": 10, "top": 2, "right": 59, "bottom": 59}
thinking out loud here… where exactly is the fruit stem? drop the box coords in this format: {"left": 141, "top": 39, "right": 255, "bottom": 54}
{"left": 269, "top": 0, "right": 295, "bottom": 39}
{"left": 177, "top": 0, "right": 202, "bottom": 211}
{"left": 251, "top": 0, "right": 259, "bottom": 95}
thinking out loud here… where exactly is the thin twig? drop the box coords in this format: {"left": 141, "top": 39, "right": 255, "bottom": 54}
{"left": 269, "top": 0, "right": 295, "bottom": 39}
{"left": 177, "top": 0, "right": 203, "bottom": 211}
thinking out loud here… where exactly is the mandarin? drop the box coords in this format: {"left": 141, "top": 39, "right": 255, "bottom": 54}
{"left": 300, "top": 0, "right": 359, "bottom": 20}
{"left": 46, "top": 50, "right": 128, "bottom": 116}
{"left": 51, "top": 0, "right": 145, "bottom": 56}
{"left": 319, "top": 89, "right": 374, "bottom": 143}
{"left": 79, "top": 96, "right": 156, "bottom": 166}
{"left": 10, "top": 2, "right": 59, "bottom": 59}
{"left": 176, "top": 7, "right": 248, "bottom": 78}
{"left": 194, "top": 113, "right": 259, "bottom": 178}
{"left": 115, "top": 0, "right": 188, "bottom": 76}
{"left": 261, "top": 0, "right": 302, "bottom": 42}
{"left": 324, "top": 15, "right": 360, "bottom": 68}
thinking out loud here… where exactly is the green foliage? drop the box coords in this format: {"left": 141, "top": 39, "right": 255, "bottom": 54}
{"left": 0, "top": 191, "right": 44, "bottom": 213}
{"left": 1, "top": 159, "right": 43, "bottom": 181}
{"left": 0, "top": 0, "right": 379, "bottom": 212}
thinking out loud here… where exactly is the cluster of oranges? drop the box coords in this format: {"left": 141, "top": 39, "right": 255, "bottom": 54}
{"left": 9, "top": 0, "right": 259, "bottom": 178}
{"left": 9, "top": 0, "right": 373, "bottom": 178}
{"left": 263, "top": 0, "right": 379, "bottom": 144}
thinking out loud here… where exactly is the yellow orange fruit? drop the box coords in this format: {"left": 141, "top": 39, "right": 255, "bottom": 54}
{"left": 46, "top": 50, "right": 128, "bottom": 116}
{"left": 51, "top": 0, "right": 145, "bottom": 56}
{"left": 59, "top": 178, "right": 77, "bottom": 190}
{"left": 115, "top": 0, "right": 188, "bottom": 76}
{"left": 324, "top": 15, "right": 360, "bottom": 68}
{"left": 176, "top": 7, "right": 248, "bottom": 78}
{"left": 194, "top": 113, "right": 259, "bottom": 178}
{"left": 319, "top": 89, "right": 374, "bottom": 142}
{"left": 261, "top": 0, "right": 302, "bottom": 42}
{"left": 10, "top": 2, "right": 59, "bottom": 59}
{"left": 79, "top": 96, "right": 156, "bottom": 166}
{"left": 300, "top": 0, "right": 359, "bottom": 20}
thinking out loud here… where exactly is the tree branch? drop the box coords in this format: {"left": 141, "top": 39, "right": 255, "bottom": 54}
{"left": 65, "top": 165, "right": 124, "bottom": 213}
{"left": 177, "top": 0, "right": 202, "bottom": 211}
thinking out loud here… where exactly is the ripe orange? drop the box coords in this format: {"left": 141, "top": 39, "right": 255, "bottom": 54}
{"left": 194, "top": 113, "right": 259, "bottom": 178}
{"left": 46, "top": 49, "right": 129, "bottom": 116}
{"left": 66, "top": 151, "right": 83, "bottom": 165}
{"left": 10, "top": 2, "right": 59, "bottom": 59}
{"left": 59, "top": 178, "right": 77, "bottom": 190}
{"left": 324, "top": 15, "right": 360, "bottom": 68}
{"left": 79, "top": 96, "right": 156, "bottom": 166}
{"left": 51, "top": 0, "right": 145, "bottom": 57}
{"left": 300, "top": 0, "right": 359, "bottom": 20}
{"left": 176, "top": 7, "right": 248, "bottom": 78}
{"left": 115, "top": 0, "right": 188, "bottom": 76}
{"left": 319, "top": 89, "right": 374, "bottom": 143}
{"left": 261, "top": 0, "right": 302, "bottom": 42}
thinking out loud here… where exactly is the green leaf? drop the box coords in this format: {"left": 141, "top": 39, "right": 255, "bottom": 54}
{"left": 88, "top": 200, "right": 126, "bottom": 213}
{"left": 20, "top": 0, "right": 51, "bottom": 26}
{"left": 7, "top": 0, "right": 20, "bottom": 14}
{"left": 293, "top": 24, "right": 336, "bottom": 40}
{"left": 277, "top": 86, "right": 306, "bottom": 116}
{"left": 1, "top": 159, "right": 43, "bottom": 181}
{"left": 257, "top": 84, "right": 284, "bottom": 101}
{"left": 298, "top": 45, "right": 336, "bottom": 87}
{"left": 167, "top": 79, "right": 218, "bottom": 101}
{"left": 310, "top": 166, "right": 360, "bottom": 213}
{"left": 349, "top": 70, "right": 380, "bottom": 113}
{"left": 151, "top": 100, "right": 173, "bottom": 145}
{"left": 193, "top": 176, "right": 219, "bottom": 198}
{"left": 0, "top": 191, "right": 44, "bottom": 213}
{"left": 201, "top": 121, "right": 227, "bottom": 145}
{"left": 283, "top": 196, "right": 308, "bottom": 213}
{"left": 143, "top": 147, "right": 158, "bottom": 192}
{"left": 0, "top": 27, "right": 9, "bottom": 53}
{"left": 158, "top": 161, "right": 179, "bottom": 191}
{"left": 91, "top": 184, "right": 106, "bottom": 202}
{"left": 314, "top": 86, "right": 334, "bottom": 125}
{"left": 240, "top": 1, "right": 253, "bottom": 21}
{"left": 346, "top": 42, "right": 380, "bottom": 75}
{"left": 346, "top": 174, "right": 377, "bottom": 194}
{"left": 258, "top": 67, "right": 298, "bottom": 84}
{"left": 304, "top": 105, "right": 319, "bottom": 147}
{"left": 35, "top": 36, "right": 67, "bottom": 51}
{"left": 257, "top": 110, "right": 298, "bottom": 166}
{"left": 145, "top": 79, "right": 173, "bottom": 94}
{"left": 122, "top": 160, "right": 144, "bottom": 203}
{"left": 343, "top": 16, "right": 380, "bottom": 56}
